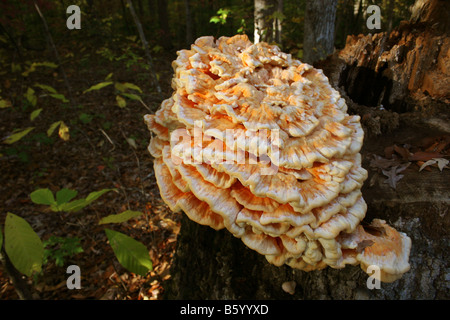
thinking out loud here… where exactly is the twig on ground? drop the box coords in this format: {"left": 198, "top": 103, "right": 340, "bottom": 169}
{"left": 99, "top": 129, "right": 116, "bottom": 151}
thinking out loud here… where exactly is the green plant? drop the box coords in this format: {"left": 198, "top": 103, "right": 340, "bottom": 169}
{"left": 99, "top": 210, "right": 152, "bottom": 276}
{"left": 29, "top": 187, "right": 152, "bottom": 276}
{"left": 2, "top": 127, "right": 35, "bottom": 144}
{"left": 82, "top": 73, "right": 145, "bottom": 109}
{"left": 3, "top": 145, "right": 30, "bottom": 163}
{"left": 79, "top": 112, "right": 94, "bottom": 124}
{"left": 30, "top": 188, "right": 114, "bottom": 213}
{"left": 210, "top": 8, "right": 231, "bottom": 25}
{"left": 1, "top": 184, "right": 152, "bottom": 299}
{"left": 43, "top": 236, "right": 83, "bottom": 267}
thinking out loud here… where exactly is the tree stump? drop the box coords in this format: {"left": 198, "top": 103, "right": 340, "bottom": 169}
{"left": 163, "top": 12, "right": 449, "bottom": 299}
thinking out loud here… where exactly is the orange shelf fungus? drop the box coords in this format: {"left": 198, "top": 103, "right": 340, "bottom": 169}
{"left": 145, "top": 35, "right": 411, "bottom": 282}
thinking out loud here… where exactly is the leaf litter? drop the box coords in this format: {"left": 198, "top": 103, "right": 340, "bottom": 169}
{"left": 369, "top": 134, "right": 450, "bottom": 189}
{"left": 0, "top": 43, "right": 177, "bottom": 300}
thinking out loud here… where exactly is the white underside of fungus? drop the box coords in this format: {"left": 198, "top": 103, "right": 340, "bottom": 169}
{"left": 145, "top": 35, "right": 411, "bottom": 283}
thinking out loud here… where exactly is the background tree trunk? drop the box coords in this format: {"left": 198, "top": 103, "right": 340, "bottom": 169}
{"left": 303, "top": 0, "right": 338, "bottom": 64}
{"left": 254, "top": 0, "right": 281, "bottom": 43}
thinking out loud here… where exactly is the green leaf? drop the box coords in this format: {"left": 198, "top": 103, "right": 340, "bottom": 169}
{"left": 24, "top": 87, "right": 37, "bottom": 107}
{"left": 56, "top": 188, "right": 78, "bottom": 206}
{"left": 105, "top": 72, "right": 113, "bottom": 81}
{"left": 116, "top": 95, "right": 126, "bottom": 108}
{"left": 30, "top": 108, "right": 43, "bottom": 121}
{"left": 30, "top": 188, "right": 56, "bottom": 205}
{"left": 4, "top": 213, "right": 44, "bottom": 276}
{"left": 114, "top": 82, "right": 127, "bottom": 93}
{"left": 83, "top": 81, "right": 113, "bottom": 94}
{"left": 0, "top": 98, "right": 12, "bottom": 108}
{"left": 99, "top": 210, "right": 143, "bottom": 225}
{"left": 49, "top": 93, "right": 69, "bottom": 103}
{"left": 11, "top": 62, "right": 21, "bottom": 73}
{"left": 58, "top": 121, "right": 70, "bottom": 141}
{"left": 34, "top": 83, "right": 57, "bottom": 94}
{"left": 105, "top": 229, "right": 152, "bottom": 276}
{"left": 210, "top": 16, "right": 221, "bottom": 24}
{"left": 85, "top": 188, "right": 114, "bottom": 203}
{"left": 22, "top": 62, "right": 57, "bottom": 77}
{"left": 121, "top": 92, "right": 141, "bottom": 101}
{"left": 58, "top": 199, "right": 89, "bottom": 212}
{"left": 59, "top": 188, "right": 114, "bottom": 212}
{"left": 121, "top": 82, "right": 142, "bottom": 93}
{"left": 3, "top": 127, "right": 35, "bottom": 144}
{"left": 35, "top": 62, "right": 58, "bottom": 69}
{"left": 79, "top": 113, "right": 93, "bottom": 124}
{"left": 47, "top": 121, "right": 61, "bottom": 137}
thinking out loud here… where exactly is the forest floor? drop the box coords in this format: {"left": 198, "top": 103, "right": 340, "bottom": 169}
{"left": 0, "top": 35, "right": 182, "bottom": 299}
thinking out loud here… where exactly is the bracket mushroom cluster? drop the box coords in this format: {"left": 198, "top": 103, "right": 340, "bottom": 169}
{"left": 145, "top": 35, "right": 411, "bottom": 282}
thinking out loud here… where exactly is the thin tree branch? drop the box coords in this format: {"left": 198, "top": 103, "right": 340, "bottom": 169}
{"left": 33, "top": 0, "right": 74, "bottom": 107}
{"left": 125, "top": 0, "right": 163, "bottom": 99}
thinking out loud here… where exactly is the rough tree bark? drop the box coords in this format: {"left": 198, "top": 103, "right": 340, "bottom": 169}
{"left": 303, "top": 0, "right": 338, "bottom": 65}
{"left": 254, "top": 0, "right": 283, "bottom": 43}
{"left": 163, "top": 0, "right": 449, "bottom": 300}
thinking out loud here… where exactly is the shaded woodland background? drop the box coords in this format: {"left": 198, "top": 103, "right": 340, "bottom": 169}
{"left": 0, "top": 0, "right": 448, "bottom": 300}
{"left": 1, "top": 0, "right": 415, "bottom": 61}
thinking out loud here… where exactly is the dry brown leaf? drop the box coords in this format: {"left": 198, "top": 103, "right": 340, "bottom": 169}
{"left": 370, "top": 154, "right": 402, "bottom": 170}
{"left": 382, "top": 162, "right": 410, "bottom": 189}
{"left": 409, "top": 151, "right": 444, "bottom": 161}
{"left": 393, "top": 144, "right": 411, "bottom": 160}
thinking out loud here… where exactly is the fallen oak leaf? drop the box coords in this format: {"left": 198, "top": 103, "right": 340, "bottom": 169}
{"left": 436, "top": 158, "right": 450, "bottom": 171}
{"left": 419, "top": 158, "right": 449, "bottom": 172}
{"left": 382, "top": 162, "right": 411, "bottom": 189}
